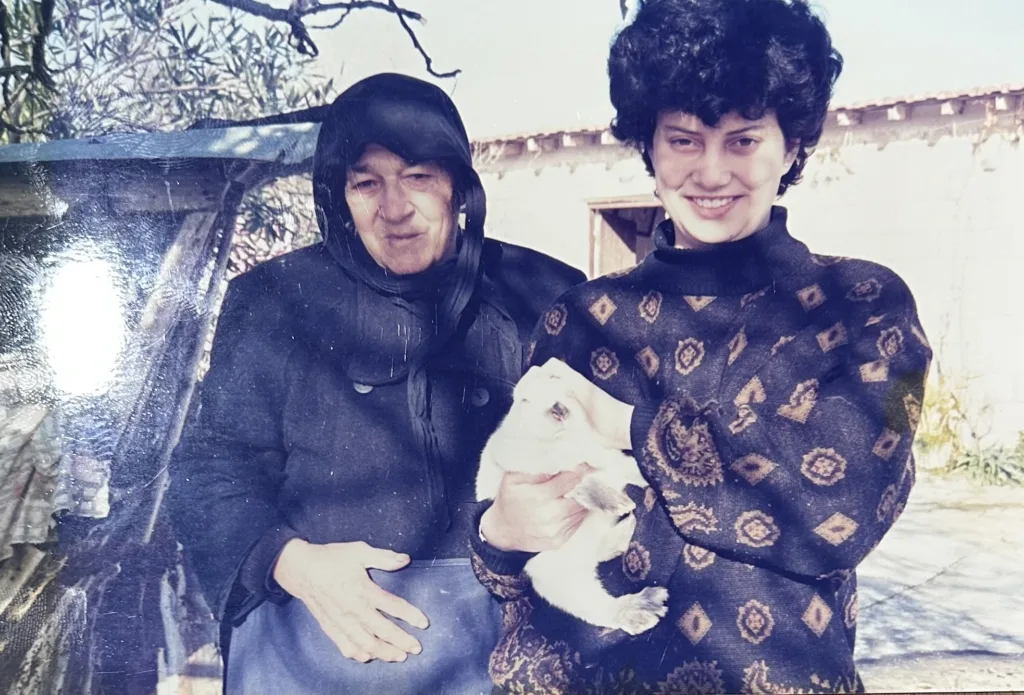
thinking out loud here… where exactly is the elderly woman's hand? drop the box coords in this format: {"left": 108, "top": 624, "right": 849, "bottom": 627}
{"left": 479, "top": 466, "right": 590, "bottom": 553}
{"left": 273, "top": 539, "right": 429, "bottom": 663}
{"left": 533, "top": 358, "right": 635, "bottom": 450}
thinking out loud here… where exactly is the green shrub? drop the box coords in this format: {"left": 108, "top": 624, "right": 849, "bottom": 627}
{"left": 944, "top": 442, "right": 1024, "bottom": 486}
{"left": 913, "top": 373, "right": 1024, "bottom": 486}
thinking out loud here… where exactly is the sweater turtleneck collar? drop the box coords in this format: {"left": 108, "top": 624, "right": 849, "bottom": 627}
{"left": 635, "top": 206, "right": 811, "bottom": 296}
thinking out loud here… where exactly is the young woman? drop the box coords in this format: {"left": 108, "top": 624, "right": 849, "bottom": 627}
{"left": 474, "top": 1, "right": 932, "bottom": 692}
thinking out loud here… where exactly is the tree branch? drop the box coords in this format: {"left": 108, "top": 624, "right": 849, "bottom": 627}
{"left": 207, "top": 0, "right": 458, "bottom": 78}
{"left": 309, "top": 8, "right": 354, "bottom": 31}
{"left": 317, "top": 1, "right": 421, "bottom": 20}
{"left": 0, "top": 65, "right": 29, "bottom": 78}
{"left": 285, "top": 7, "right": 319, "bottom": 57}
{"left": 388, "top": 0, "right": 459, "bottom": 79}
{"left": 0, "top": 112, "right": 47, "bottom": 137}
{"left": 207, "top": 0, "right": 421, "bottom": 24}
{"left": 0, "top": 79, "right": 29, "bottom": 121}
{"left": 140, "top": 83, "right": 244, "bottom": 96}
{"left": 31, "top": 0, "right": 57, "bottom": 91}
{"left": 1, "top": 1, "right": 14, "bottom": 111}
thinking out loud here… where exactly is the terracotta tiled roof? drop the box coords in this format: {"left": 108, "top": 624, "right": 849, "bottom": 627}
{"left": 474, "top": 84, "right": 1024, "bottom": 146}
{"left": 832, "top": 83, "right": 1024, "bottom": 111}
{"left": 473, "top": 126, "right": 608, "bottom": 145}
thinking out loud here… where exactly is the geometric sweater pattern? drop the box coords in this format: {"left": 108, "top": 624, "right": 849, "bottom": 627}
{"left": 470, "top": 207, "right": 932, "bottom": 694}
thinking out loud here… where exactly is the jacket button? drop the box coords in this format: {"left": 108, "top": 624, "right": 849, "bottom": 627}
{"left": 353, "top": 382, "right": 374, "bottom": 394}
{"left": 471, "top": 387, "right": 490, "bottom": 407}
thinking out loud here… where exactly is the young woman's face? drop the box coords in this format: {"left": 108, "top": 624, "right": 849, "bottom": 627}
{"left": 344, "top": 144, "right": 457, "bottom": 275}
{"left": 649, "top": 110, "right": 797, "bottom": 248}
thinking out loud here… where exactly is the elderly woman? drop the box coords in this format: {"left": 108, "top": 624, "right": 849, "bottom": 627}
{"left": 474, "top": 1, "right": 932, "bottom": 693}
{"left": 168, "top": 73, "right": 585, "bottom": 694}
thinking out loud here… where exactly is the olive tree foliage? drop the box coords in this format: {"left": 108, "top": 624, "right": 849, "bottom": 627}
{"left": 0, "top": 0, "right": 336, "bottom": 139}
{"left": 0, "top": 0, "right": 461, "bottom": 275}
{"left": 0, "top": 0, "right": 459, "bottom": 141}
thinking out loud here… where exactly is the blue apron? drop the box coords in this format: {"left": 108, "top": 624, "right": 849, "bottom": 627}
{"left": 225, "top": 559, "right": 501, "bottom": 695}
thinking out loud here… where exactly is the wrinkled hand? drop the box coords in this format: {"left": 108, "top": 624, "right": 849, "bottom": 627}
{"left": 273, "top": 539, "right": 429, "bottom": 663}
{"left": 480, "top": 465, "right": 591, "bottom": 553}
{"left": 533, "top": 358, "right": 635, "bottom": 449}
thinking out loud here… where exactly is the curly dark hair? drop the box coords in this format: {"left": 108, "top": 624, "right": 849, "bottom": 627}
{"left": 608, "top": 0, "right": 843, "bottom": 195}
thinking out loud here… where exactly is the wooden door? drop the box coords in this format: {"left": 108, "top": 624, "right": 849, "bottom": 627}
{"left": 588, "top": 200, "right": 665, "bottom": 277}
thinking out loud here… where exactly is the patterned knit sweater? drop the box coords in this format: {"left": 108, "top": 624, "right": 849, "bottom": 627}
{"left": 470, "top": 207, "right": 932, "bottom": 695}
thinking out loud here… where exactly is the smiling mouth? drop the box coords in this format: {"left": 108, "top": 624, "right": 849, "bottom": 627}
{"left": 688, "top": 196, "right": 741, "bottom": 209}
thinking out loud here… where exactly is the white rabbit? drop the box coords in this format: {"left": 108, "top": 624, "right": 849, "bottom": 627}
{"left": 476, "top": 360, "right": 669, "bottom": 635}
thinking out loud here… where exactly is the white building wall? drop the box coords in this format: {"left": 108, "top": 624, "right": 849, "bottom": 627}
{"left": 480, "top": 149, "right": 652, "bottom": 272}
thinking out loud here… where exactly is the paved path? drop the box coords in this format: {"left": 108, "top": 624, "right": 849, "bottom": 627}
{"left": 855, "top": 474, "right": 1024, "bottom": 691}
{"left": 166, "top": 474, "right": 1024, "bottom": 693}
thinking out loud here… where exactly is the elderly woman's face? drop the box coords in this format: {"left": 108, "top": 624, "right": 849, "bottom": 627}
{"left": 649, "top": 110, "right": 797, "bottom": 248}
{"left": 344, "top": 144, "right": 457, "bottom": 275}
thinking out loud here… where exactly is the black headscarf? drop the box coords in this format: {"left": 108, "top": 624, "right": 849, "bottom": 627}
{"left": 312, "top": 73, "right": 488, "bottom": 529}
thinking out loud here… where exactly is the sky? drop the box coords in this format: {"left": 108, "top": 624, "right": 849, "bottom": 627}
{"left": 296, "top": 0, "right": 1024, "bottom": 139}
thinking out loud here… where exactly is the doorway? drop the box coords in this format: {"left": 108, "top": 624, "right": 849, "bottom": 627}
{"left": 587, "top": 194, "right": 665, "bottom": 278}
